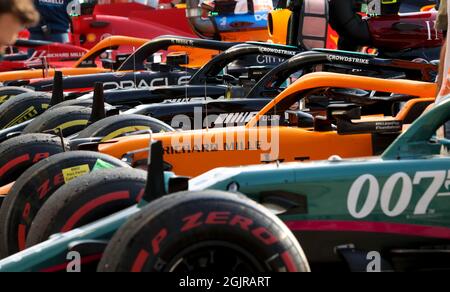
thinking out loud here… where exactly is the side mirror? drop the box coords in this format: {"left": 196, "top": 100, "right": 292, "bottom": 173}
{"left": 286, "top": 110, "right": 314, "bottom": 128}
{"left": 167, "top": 52, "right": 189, "bottom": 67}
{"left": 327, "top": 103, "right": 362, "bottom": 121}
{"left": 101, "top": 58, "right": 115, "bottom": 70}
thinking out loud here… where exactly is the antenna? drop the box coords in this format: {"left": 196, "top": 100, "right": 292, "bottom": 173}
{"left": 49, "top": 71, "right": 64, "bottom": 106}
{"left": 88, "top": 82, "right": 106, "bottom": 125}
{"left": 142, "top": 132, "right": 167, "bottom": 203}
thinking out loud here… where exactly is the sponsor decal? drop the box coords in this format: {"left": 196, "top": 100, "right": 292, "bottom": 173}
{"left": 348, "top": 170, "right": 450, "bottom": 219}
{"left": 171, "top": 39, "right": 195, "bottom": 46}
{"left": 163, "top": 141, "right": 264, "bottom": 155}
{"left": 327, "top": 54, "right": 370, "bottom": 65}
{"left": 256, "top": 55, "right": 286, "bottom": 64}
{"left": 103, "top": 76, "right": 190, "bottom": 90}
{"left": 3, "top": 106, "right": 39, "bottom": 129}
{"left": 258, "top": 47, "right": 297, "bottom": 57}
{"left": 214, "top": 112, "right": 259, "bottom": 125}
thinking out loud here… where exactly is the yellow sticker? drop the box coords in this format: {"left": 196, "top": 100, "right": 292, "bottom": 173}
{"left": 62, "top": 164, "right": 90, "bottom": 183}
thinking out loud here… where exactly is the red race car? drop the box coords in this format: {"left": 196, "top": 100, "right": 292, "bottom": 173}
{"left": 70, "top": 0, "right": 197, "bottom": 49}
{"left": 1, "top": 39, "right": 88, "bottom": 72}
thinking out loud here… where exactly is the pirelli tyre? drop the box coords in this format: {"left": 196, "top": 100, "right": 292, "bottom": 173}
{"left": 0, "top": 92, "right": 51, "bottom": 130}
{"left": 22, "top": 106, "right": 91, "bottom": 137}
{"left": 0, "top": 87, "right": 34, "bottom": 105}
{"left": 73, "top": 114, "right": 175, "bottom": 142}
{"left": 98, "top": 191, "right": 311, "bottom": 272}
{"left": 0, "top": 152, "right": 131, "bottom": 258}
{"left": 25, "top": 168, "right": 148, "bottom": 270}
{"left": 0, "top": 134, "right": 66, "bottom": 186}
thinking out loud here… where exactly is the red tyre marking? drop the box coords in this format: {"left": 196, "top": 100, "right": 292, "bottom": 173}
{"left": 0, "top": 154, "right": 30, "bottom": 177}
{"left": 32, "top": 152, "right": 49, "bottom": 163}
{"left": 132, "top": 250, "right": 150, "bottom": 272}
{"left": 152, "top": 229, "right": 168, "bottom": 256}
{"left": 18, "top": 203, "right": 32, "bottom": 250}
{"left": 252, "top": 227, "right": 278, "bottom": 246}
{"left": 205, "top": 212, "right": 230, "bottom": 225}
{"left": 281, "top": 251, "right": 297, "bottom": 272}
{"left": 61, "top": 191, "right": 131, "bottom": 232}
{"left": 181, "top": 212, "right": 203, "bottom": 232}
{"left": 18, "top": 224, "right": 26, "bottom": 251}
{"left": 135, "top": 188, "right": 145, "bottom": 203}
{"left": 229, "top": 215, "right": 253, "bottom": 231}
{"left": 37, "top": 179, "right": 50, "bottom": 200}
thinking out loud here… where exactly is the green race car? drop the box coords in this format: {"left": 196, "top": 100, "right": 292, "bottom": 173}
{"left": 1, "top": 96, "right": 450, "bottom": 272}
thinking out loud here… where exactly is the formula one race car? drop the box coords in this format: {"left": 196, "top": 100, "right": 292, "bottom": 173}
{"left": 0, "top": 36, "right": 148, "bottom": 84}
{"left": 0, "top": 35, "right": 226, "bottom": 106}
{"left": 0, "top": 40, "right": 88, "bottom": 72}
{"left": 0, "top": 41, "right": 299, "bottom": 135}
{"left": 0, "top": 92, "right": 449, "bottom": 272}
{"left": 0, "top": 71, "right": 437, "bottom": 259}
{"left": 186, "top": 0, "right": 275, "bottom": 42}
{"left": 269, "top": 0, "right": 444, "bottom": 61}
{"left": 0, "top": 46, "right": 437, "bottom": 146}
{"left": 26, "top": 36, "right": 243, "bottom": 93}
{"left": 70, "top": 0, "right": 197, "bottom": 49}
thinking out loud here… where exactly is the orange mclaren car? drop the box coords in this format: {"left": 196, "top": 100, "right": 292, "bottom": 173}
{"left": 97, "top": 72, "right": 436, "bottom": 177}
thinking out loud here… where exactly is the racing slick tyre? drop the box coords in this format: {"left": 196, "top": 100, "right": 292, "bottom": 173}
{"left": 0, "top": 152, "right": 130, "bottom": 258}
{"left": 0, "top": 134, "right": 66, "bottom": 186}
{"left": 0, "top": 92, "right": 51, "bottom": 130}
{"left": 98, "top": 191, "right": 311, "bottom": 272}
{"left": 22, "top": 106, "right": 91, "bottom": 137}
{"left": 73, "top": 114, "right": 175, "bottom": 142}
{"left": 0, "top": 87, "right": 34, "bottom": 105}
{"left": 25, "top": 168, "right": 147, "bottom": 255}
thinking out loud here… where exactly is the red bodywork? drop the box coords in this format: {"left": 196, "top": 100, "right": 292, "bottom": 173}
{"left": 368, "top": 11, "right": 444, "bottom": 52}
{"left": 0, "top": 43, "right": 88, "bottom": 72}
{"left": 71, "top": 2, "right": 196, "bottom": 50}
{"left": 4, "top": 2, "right": 195, "bottom": 72}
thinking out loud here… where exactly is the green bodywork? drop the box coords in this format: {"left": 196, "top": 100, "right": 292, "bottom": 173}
{"left": 2, "top": 98, "right": 450, "bottom": 272}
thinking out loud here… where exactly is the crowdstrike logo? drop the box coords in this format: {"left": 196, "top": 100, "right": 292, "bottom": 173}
{"left": 327, "top": 54, "right": 370, "bottom": 65}
{"left": 171, "top": 39, "right": 195, "bottom": 47}
{"left": 258, "top": 47, "right": 297, "bottom": 57}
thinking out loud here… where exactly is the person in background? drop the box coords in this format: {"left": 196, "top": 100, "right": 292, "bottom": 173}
{"left": 29, "top": 0, "right": 73, "bottom": 43}
{"left": 0, "top": 0, "right": 39, "bottom": 54}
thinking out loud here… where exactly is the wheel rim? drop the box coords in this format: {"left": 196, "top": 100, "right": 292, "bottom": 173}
{"left": 166, "top": 241, "right": 265, "bottom": 272}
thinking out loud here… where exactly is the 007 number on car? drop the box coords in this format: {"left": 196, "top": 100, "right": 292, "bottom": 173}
{"left": 347, "top": 171, "right": 450, "bottom": 219}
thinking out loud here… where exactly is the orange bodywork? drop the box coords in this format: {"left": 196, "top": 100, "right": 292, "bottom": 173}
{"left": 0, "top": 182, "right": 13, "bottom": 197}
{"left": 268, "top": 8, "right": 338, "bottom": 49}
{"left": 99, "top": 72, "right": 437, "bottom": 178}
{"left": 220, "top": 30, "right": 269, "bottom": 43}
{"left": 168, "top": 46, "right": 222, "bottom": 69}
{"left": 0, "top": 73, "right": 437, "bottom": 193}
{"left": 268, "top": 9, "right": 291, "bottom": 45}
{"left": 0, "top": 36, "right": 148, "bottom": 82}
{"left": 0, "top": 36, "right": 222, "bottom": 82}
